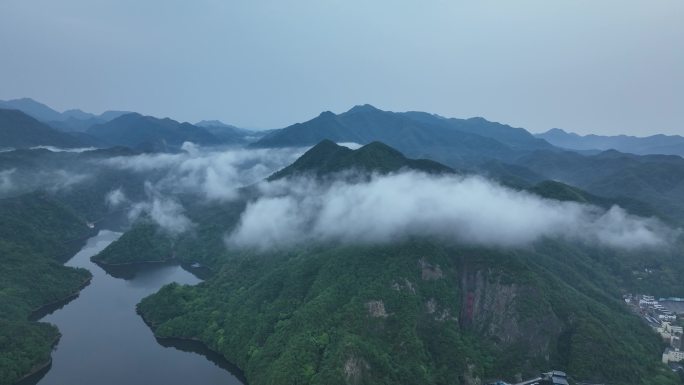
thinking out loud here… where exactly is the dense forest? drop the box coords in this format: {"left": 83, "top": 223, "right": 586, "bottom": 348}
{"left": 91, "top": 142, "right": 681, "bottom": 385}
{"left": 133, "top": 236, "right": 679, "bottom": 385}
{"left": 0, "top": 194, "right": 93, "bottom": 385}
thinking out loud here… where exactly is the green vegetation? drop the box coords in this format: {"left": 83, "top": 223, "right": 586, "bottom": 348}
{"left": 0, "top": 194, "right": 92, "bottom": 385}
{"left": 270, "top": 140, "right": 452, "bottom": 180}
{"left": 137, "top": 239, "right": 679, "bottom": 385}
{"left": 88, "top": 140, "right": 682, "bottom": 385}
{"left": 93, "top": 221, "right": 173, "bottom": 265}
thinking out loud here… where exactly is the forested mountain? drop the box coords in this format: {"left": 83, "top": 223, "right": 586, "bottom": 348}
{"left": 89, "top": 140, "right": 681, "bottom": 385}
{"left": 514, "top": 149, "right": 684, "bottom": 224}
{"left": 0, "top": 194, "right": 93, "bottom": 385}
{"left": 270, "top": 140, "right": 452, "bottom": 180}
{"left": 253, "top": 105, "right": 556, "bottom": 168}
{"left": 250, "top": 106, "right": 684, "bottom": 227}
{"left": 2, "top": 99, "right": 683, "bottom": 385}
{"left": 86, "top": 113, "right": 222, "bottom": 150}
{"left": 0, "top": 109, "right": 84, "bottom": 149}
{"left": 538, "top": 128, "right": 684, "bottom": 157}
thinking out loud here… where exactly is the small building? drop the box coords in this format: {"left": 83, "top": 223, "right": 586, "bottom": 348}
{"left": 663, "top": 348, "right": 684, "bottom": 364}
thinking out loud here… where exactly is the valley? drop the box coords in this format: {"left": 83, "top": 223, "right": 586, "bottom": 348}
{"left": 0, "top": 100, "right": 682, "bottom": 385}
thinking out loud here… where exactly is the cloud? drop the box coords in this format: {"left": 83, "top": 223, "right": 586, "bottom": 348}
{"left": 127, "top": 182, "right": 193, "bottom": 234}
{"left": 45, "top": 170, "right": 89, "bottom": 191}
{"left": 101, "top": 143, "right": 304, "bottom": 201}
{"left": 105, "top": 188, "right": 128, "bottom": 208}
{"left": 30, "top": 146, "right": 98, "bottom": 153}
{"left": 337, "top": 142, "right": 363, "bottom": 150}
{"left": 0, "top": 168, "right": 16, "bottom": 193}
{"left": 227, "top": 171, "right": 674, "bottom": 251}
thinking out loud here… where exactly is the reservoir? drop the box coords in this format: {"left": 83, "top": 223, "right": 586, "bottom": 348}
{"left": 23, "top": 230, "right": 245, "bottom": 385}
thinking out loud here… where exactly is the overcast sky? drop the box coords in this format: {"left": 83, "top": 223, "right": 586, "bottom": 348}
{"left": 0, "top": 0, "right": 682, "bottom": 135}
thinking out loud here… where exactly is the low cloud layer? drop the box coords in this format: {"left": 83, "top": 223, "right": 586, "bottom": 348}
{"left": 102, "top": 143, "right": 304, "bottom": 201}
{"left": 31, "top": 146, "right": 98, "bottom": 153}
{"left": 105, "top": 188, "right": 128, "bottom": 208}
{"left": 0, "top": 167, "right": 89, "bottom": 196}
{"left": 127, "top": 182, "right": 193, "bottom": 234}
{"left": 227, "top": 172, "right": 674, "bottom": 250}
{"left": 0, "top": 168, "right": 16, "bottom": 193}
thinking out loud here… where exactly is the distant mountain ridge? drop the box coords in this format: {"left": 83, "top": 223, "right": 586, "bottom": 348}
{"left": 252, "top": 104, "right": 556, "bottom": 168}
{"left": 0, "top": 108, "right": 84, "bottom": 149}
{"left": 86, "top": 113, "right": 222, "bottom": 151}
{"left": 196, "top": 119, "right": 264, "bottom": 143}
{"left": 0, "top": 98, "right": 129, "bottom": 127}
{"left": 537, "top": 128, "right": 684, "bottom": 157}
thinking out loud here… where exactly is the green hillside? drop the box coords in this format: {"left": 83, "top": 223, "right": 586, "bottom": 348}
{"left": 270, "top": 140, "right": 453, "bottom": 180}
{"left": 0, "top": 194, "right": 93, "bottom": 385}
{"left": 87, "top": 141, "right": 682, "bottom": 385}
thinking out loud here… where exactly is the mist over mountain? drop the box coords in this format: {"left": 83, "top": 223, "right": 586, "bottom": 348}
{"left": 2, "top": 98, "right": 684, "bottom": 385}
{"left": 195, "top": 120, "right": 262, "bottom": 143}
{"left": 538, "top": 128, "right": 684, "bottom": 157}
{"left": 84, "top": 139, "right": 681, "bottom": 385}
{"left": 515, "top": 148, "right": 684, "bottom": 223}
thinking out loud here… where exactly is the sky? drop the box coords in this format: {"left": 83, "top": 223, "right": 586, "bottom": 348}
{"left": 0, "top": 0, "right": 682, "bottom": 136}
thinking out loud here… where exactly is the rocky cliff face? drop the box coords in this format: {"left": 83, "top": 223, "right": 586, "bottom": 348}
{"left": 459, "top": 264, "right": 564, "bottom": 375}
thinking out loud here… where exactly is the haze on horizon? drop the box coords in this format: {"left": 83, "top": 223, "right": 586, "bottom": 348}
{"left": 0, "top": 0, "right": 682, "bottom": 136}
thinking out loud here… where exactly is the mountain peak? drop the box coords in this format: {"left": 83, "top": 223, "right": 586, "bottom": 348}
{"left": 196, "top": 119, "right": 234, "bottom": 128}
{"left": 318, "top": 110, "right": 336, "bottom": 118}
{"left": 347, "top": 104, "right": 380, "bottom": 114}
{"left": 269, "top": 139, "right": 452, "bottom": 180}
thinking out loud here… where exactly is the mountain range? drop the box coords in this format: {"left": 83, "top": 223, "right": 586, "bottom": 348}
{"left": 2, "top": 101, "right": 684, "bottom": 384}
{"left": 537, "top": 128, "right": 684, "bottom": 157}
{"left": 0, "top": 97, "right": 130, "bottom": 131}
{"left": 253, "top": 104, "right": 555, "bottom": 168}
{"left": 0, "top": 108, "right": 85, "bottom": 149}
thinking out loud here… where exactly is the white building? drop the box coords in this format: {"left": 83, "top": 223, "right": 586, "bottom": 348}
{"left": 662, "top": 348, "right": 684, "bottom": 363}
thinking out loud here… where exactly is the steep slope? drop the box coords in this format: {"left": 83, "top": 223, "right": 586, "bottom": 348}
{"left": 86, "top": 113, "right": 222, "bottom": 150}
{"left": 537, "top": 128, "right": 684, "bottom": 157}
{"left": 0, "top": 109, "right": 84, "bottom": 149}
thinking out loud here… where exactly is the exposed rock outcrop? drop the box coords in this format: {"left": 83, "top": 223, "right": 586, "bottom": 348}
{"left": 366, "top": 300, "right": 388, "bottom": 318}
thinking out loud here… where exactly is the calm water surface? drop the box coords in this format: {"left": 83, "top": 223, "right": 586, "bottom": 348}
{"left": 26, "top": 230, "right": 244, "bottom": 385}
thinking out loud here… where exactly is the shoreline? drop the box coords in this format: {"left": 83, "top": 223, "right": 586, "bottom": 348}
{"left": 13, "top": 335, "right": 59, "bottom": 385}
{"left": 94, "top": 258, "right": 215, "bottom": 280}
{"left": 138, "top": 311, "right": 249, "bottom": 385}
{"left": 29, "top": 276, "right": 93, "bottom": 321}
{"left": 93, "top": 257, "right": 175, "bottom": 267}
